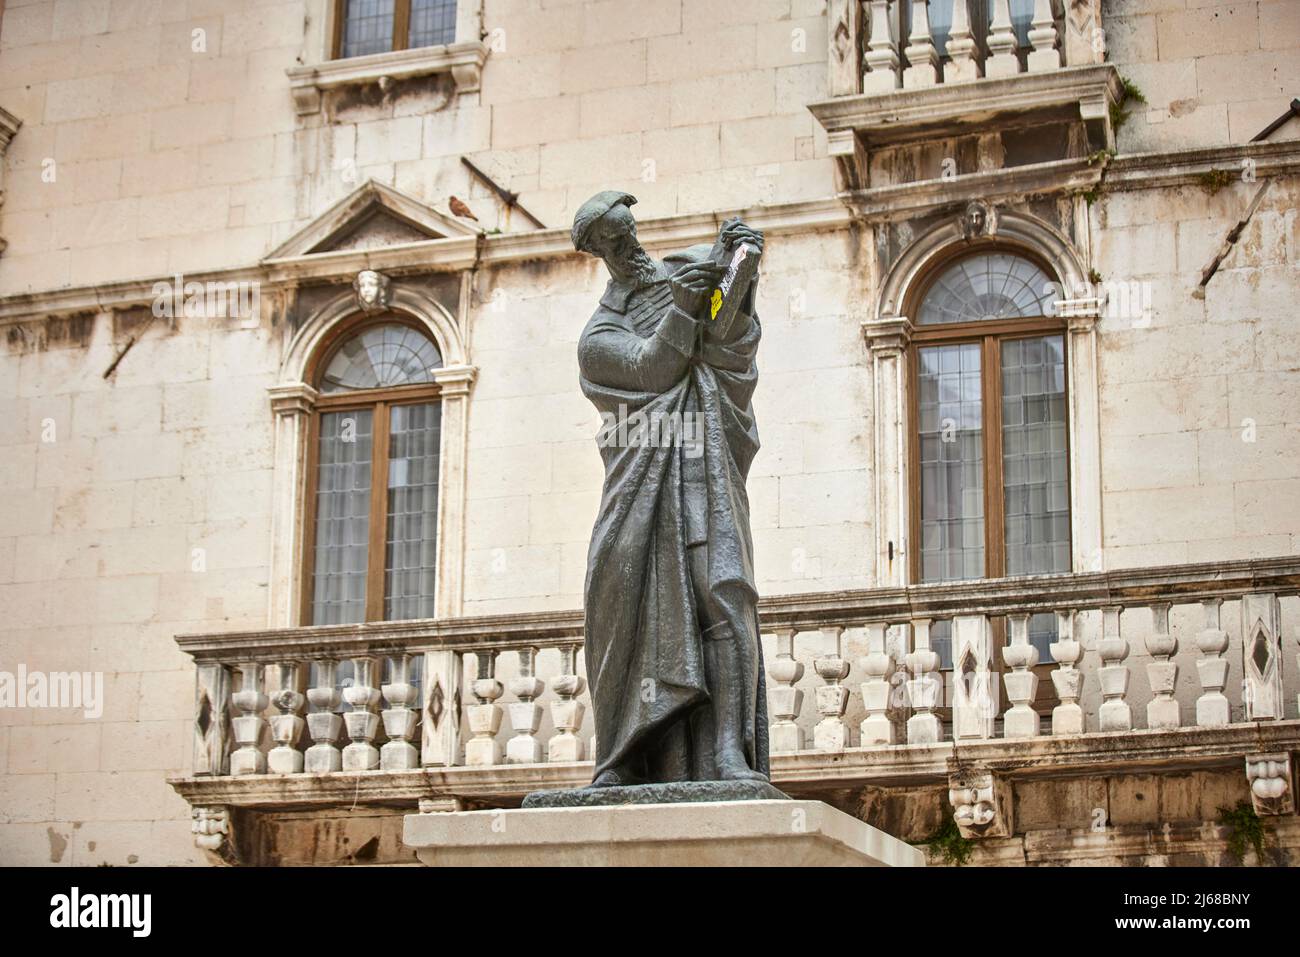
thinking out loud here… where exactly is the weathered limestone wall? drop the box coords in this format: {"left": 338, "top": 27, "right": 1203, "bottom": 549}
{"left": 0, "top": 308, "right": 280, "bottom": 865}
{"left": 1092, "top": 176, "right": 1300, "bottom": 568}
{"left": 0, "top": 0, "right": 834, "bottom": 297}
{"left": 1106, "top": 0, "right": 1298, "bottom": 151}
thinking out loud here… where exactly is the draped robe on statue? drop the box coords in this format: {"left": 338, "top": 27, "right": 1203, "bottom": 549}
{"left": 577, "top": 245, "right": 769, "bottom": 783}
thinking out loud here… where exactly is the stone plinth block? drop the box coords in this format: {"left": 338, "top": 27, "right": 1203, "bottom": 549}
{"left": 403, "top": 796, "right": 925, "bottom": 867}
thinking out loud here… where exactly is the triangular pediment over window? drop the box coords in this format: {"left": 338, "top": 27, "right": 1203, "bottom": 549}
{"left": 266, "top": 180, "right": 480, "bottom": 260}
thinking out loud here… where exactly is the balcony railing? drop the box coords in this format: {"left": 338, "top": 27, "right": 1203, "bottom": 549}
{"left": 835, "top": 0, "right": 1078, "bottom": 95}
{"left": 171, "top": 557, "right": 1300, "bottom": 813}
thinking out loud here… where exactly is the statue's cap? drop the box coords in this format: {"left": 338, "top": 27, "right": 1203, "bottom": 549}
{"left": 571, "top": 190, "right": 637, "bottom": 253}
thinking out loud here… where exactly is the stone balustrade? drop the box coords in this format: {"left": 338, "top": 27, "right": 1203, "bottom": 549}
{"left": 176, "top": 557, "right": 1300, "bottom": 794}
{"left": 835, "top": 0, "right": 1074, "bottom": 97}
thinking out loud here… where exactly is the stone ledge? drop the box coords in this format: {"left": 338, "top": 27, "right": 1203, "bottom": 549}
{"left": 809, "top": 64, "right": 1122, "bottom": 152}
{"left": 402, "top": 799, "right": 925, "bottom": 867}
{"left": 286, "top": 42, "right": 489, "bottom": 115}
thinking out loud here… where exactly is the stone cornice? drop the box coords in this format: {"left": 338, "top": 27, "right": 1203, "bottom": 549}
{"left": 1105, "top": 138, "right": 1300, "bottom": 191}
{"left": 3, "top": 140, "right": 1297, "bottom": 326}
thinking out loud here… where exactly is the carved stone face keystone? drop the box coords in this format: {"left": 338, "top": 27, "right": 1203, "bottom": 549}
{"left": 959, "top": 200, "right": 997, "bottom": 240}
{"left": 353, "top": 269, "right": 391, "bottom": 312}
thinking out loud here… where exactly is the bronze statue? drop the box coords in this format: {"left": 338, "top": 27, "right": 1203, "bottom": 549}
{"left": 569, "top": 190, "right": 770, "bottom": 788}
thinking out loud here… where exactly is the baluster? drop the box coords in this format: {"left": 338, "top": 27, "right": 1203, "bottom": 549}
{"left": 229, "top": 662, "right": 268, "bottom": 775}
{"left": 1002, "top": 614, "right": 1040, "bottom": 738}
{"left": 1026, "top": 0, "right": 1061, "bottom": 71}
{"left": 506, "top": 647, "right": 545, "bottom": 764}
{"left": 902, "top": 1, "right": 940, "bottom": 87}
{"left": 906, "top": 618, "right": 943, "bottom": 743}
{"left": 267, "top": 661, "right": 305, "bottom": 774}
{"left": 548, "top": 645, "right": 586, "bottom": 762}
{"left": 1194, "top": 599, "right": 1230, "bottom": 727}
{"left": 1242, "top": 593, "right": 1284, "bottom": 721}
{"left": 860, "top": 622, "right": 899, "bottom": 745}
{"left": 1145, "top": 603, "right": 1180, "bottom": 729}
{"left": 985, "top": 0, "right": 1020, "bottom": 77}
{"left": 1049, "top": 609, "right": 1084, "bottom": 735}
{"left": 465, "top": 650, "right": 504, "bottom": 766}
{"left": 1098, "top": 605, "right": 1131, "bottom": 731}
{"left": 381, "top": 654, "right": 420, "bottom": 770}
{"left": 862, "top": 0, "right": 901, "bottom": 92}
{"left": 305, "top": 659, "right": 343, "bottom": 772}
{"left": 952, "top": 615, "right": 996, "bottom": 739}
{"left": 813, "top": 626, "right": 851, "bottom": 751}
{"left": 341, "top": 657, "right": 381, "bottom": 771}
{"left": 944, "top": 0, "right": 982, "bottom": 82}
{"left": 768, "top": 628, "right": 805, "bottom": 752}
{"left": 194, "top": 662, "right": 232, "bottom": 775}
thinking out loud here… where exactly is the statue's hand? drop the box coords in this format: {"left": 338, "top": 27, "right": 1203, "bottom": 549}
{"left": 719, "top": 219, "right": 764, "bottom": 257}
{"left": 670, "top": 261, "right": 725, "bottom": 315}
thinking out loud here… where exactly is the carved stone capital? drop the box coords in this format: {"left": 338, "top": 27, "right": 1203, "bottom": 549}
{"left": 947, "top": 769, "right": 1013, "bottom": 838}
{"left": 431, "top": 364, "right": 478, "bottom": 398}
{"left": 862, "top": 315, "right": 914, "bottom": 355}
{"left": 267, "top": 382, "right": 319, "bottom": 417}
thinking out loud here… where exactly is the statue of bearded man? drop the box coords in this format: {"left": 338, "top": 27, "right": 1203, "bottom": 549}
{"left": 571, "top": 190, "right": 769, "bottom": 788}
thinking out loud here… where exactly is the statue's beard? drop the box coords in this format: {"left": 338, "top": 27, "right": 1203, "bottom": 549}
{"left": 608, "top": 244, "right": 658, "bottom": 286}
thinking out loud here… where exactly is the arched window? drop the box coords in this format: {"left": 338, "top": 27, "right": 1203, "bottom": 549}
{"left": 909, "top": 248, "right": 1069, "bottom": 660}
{"left": 305, "top": 319, "right": 445, "bottom": 625}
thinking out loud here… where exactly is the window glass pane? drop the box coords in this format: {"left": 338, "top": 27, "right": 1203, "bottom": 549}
{"left": 409, "top": 0, "right": 457, "bottom": 48}
{"left": 919, "top": 343, "right": 984, "bottom": 582}
{"left": 312, "top": 410, "right": 373, "bottom": 625}
{"left": 1002, "top": 334, "right": 1070, "bottom": 577}
{"left": 1027, "top": 611, "right": 1058, "bottom": 664}
{"left": 931, "top": 619, "right": 954, "bottom": 670}
{"left": 917, "top": 252, "right": 1055, "bottom": 325}
{"left": 928, "top": 0, "right": 954, "bottom": 56}
{"left": 321, "top": 322, "right": 443, "bottom": 393}
{"left": 385, "top": 402, "right": 441, "bottom": 620}
{"left": 1003, "top": 0, "right": 1036, "bottom": 50}
{"left": 341, "top": 0, "right": 396, "bottom": 57}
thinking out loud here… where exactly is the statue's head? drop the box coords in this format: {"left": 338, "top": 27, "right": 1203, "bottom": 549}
{"left": 572, "top": 190, "right": 657, "bottom": 285}
{"left": 353, "top": 269, "right": 391, "bottom": 312}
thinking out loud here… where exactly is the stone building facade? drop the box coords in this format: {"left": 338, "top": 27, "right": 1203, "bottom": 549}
{"left": 0, "top": 0, "right": 1298, "bottom": 866}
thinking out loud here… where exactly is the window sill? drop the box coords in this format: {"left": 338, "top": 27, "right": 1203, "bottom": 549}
{"left": 286, "top": 41, "right": 489, "bottom": 116}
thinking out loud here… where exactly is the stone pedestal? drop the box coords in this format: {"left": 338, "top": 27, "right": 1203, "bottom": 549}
{"left": 403, "top": 785, "right": 924, "bottom": 867}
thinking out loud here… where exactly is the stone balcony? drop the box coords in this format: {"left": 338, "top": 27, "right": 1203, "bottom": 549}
{"left": 170, "top": 556, "right": 1300, "bottom": 864}
{"left": 813, "top": 1, "right": 1119, "bottom": 190}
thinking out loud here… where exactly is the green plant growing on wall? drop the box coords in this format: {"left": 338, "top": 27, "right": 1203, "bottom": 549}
{"left": 1110, "top": 76, "right": 1147, "bottom": 134}
{"left": 917, "top": 813, "right": 975, "bottom": 866}
{"left": 1195, "top": 168, "right": 1233, "bottom": 195}
{"left": 1217, "top": 801, "right": 1272, "bottom": 864}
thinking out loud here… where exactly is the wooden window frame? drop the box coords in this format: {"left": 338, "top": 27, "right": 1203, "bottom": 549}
{"left": 904, "top": 242, "right": 1073, "bottom": 586}
{"left": 332, "top": 0, "right": 455, "bottom": 59}
{"left": 301, "top": 314, "right": 444, "bottom": 625}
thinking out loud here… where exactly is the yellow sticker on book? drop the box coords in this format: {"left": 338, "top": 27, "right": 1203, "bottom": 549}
{"left": 709, "top": 288, "right": 722, "bottom": 320}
